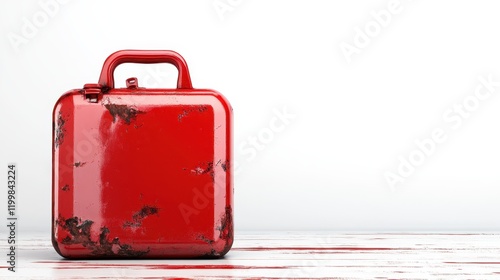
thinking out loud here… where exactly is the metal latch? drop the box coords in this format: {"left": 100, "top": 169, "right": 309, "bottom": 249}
{"left": 83, "top": 83, "right": 103, "bottom": 103}
{"left": 126, "top": 77, "right": 139, "bottom": 89}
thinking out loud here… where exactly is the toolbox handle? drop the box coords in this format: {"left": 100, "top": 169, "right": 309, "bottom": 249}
{"left": 98, "top": 50, "right": 193, "bottom": 89}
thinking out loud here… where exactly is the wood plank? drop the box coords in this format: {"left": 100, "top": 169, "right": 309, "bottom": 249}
{"left": 0, "top": 233, "right": 499, "bottom": 279}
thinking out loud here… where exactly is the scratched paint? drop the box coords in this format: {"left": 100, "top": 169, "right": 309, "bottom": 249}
{"left": 177, "top": 105, "right": 208, "bottom": 122}
{"left": 55, "top": 216, "right": 150, "bottom": 257}
{"left": 104, "top": 102, "right": 144, "bottom": 124}
{"left": 123, "top": 205, "right": 160, "bottom": 228}
{"left": 73, "top": 162, "right": 86, "bottom": 168}
{"left": 54, "top": 111, "right": 66, "bottom": 148}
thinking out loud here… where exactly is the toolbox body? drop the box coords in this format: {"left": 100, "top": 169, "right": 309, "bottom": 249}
{"left": 52, "top": 50, "right": 233, "bottom": 258}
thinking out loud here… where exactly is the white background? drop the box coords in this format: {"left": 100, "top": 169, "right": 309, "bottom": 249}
{"left": 1, "top": 0, "right": 500, "bottom": 234}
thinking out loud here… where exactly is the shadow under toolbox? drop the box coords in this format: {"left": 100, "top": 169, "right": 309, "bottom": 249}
{"left": 52, "top": 50, "right": 233, "bottom": 258}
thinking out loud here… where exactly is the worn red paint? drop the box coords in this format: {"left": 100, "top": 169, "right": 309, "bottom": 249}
{"left": 52, "top": 50, "right": 233, "bottom": 259}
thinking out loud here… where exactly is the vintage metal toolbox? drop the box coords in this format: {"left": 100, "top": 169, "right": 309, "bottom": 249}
{"left": 52, "top": 50, "right": 233, "bottom": 258}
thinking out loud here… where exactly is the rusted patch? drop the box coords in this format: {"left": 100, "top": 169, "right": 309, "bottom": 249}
{"left": 104, "top": 103, "right": 143, "bottom": 124}
{"left": 59, "top": 217, "right": 94, "bottom": 247}
{"left": 74, "top": 162, "right": 86, "bottom": 168}
{"left": 203, "top": 248, "right": 218, "bottom": 258}
{"left": 123, "top": 205, "right": 160, "bottom": 228}
{"left": 101, "top": 86, "right": 111, "bottom": 93}
{"left": 58, "top": 216, "right": 149, "bottom": 257}
{"left": 191, "top": 162, "right": 214, "bottom": 179}
{"left": 197, "top": 235, "right": 219, "bottom": 258}
{"left": 177, "top": 105, "right": 208, "bottom": 122}
{"left": 191, "top": 162, "right": 216, "bottom": 182}
{"left": 177, "top": 110, "right": 188, "bottom": 122}
{"left": 61, "top": 184, "right": 70, "bottom": 191}
{"left": 215, "top": 159, "right": 230, "bottom": 172}
{"left": 204, "top": 162, "right": 214, "bottom": 175}
{"left": 218, "top": 207, "right": 233, "bottom": 239}
{"left": 197, "top": 207, "right": 233, "bottom": 258}
{"left": 197, "top": 235, "right": 215, "bottom": 245}
{"left": 221, "top": 160, "right": 230, "bottom": 172}
{"left": 54, "top": 112, "right": 66, "bottom": 148}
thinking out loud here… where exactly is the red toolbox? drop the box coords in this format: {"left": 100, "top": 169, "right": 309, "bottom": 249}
{"left": 52, "top": 50, "right": 233, "bottom": 258}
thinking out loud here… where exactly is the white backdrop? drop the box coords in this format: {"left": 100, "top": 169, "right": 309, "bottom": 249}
{"left": 1, "top": 0, "right": 500, "bottom": 233}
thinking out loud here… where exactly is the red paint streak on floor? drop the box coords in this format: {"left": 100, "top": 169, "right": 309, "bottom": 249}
{"left": 236, "top": 247, "right": 407, "bottom": 251}
{"left": 45, "top": 264, "right": 291, "bottom": 270}
{"left": 242, "top": 278, "right": 340, "bottom": 280}
{"left": 444, "top": 262, "right": 500, "bottom": 265}
{"left": 370, "top": 233, "right": 485, "bottom": 236}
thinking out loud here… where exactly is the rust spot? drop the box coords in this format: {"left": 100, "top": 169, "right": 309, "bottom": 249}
{"left": 196, "top": 235, "right": 220, "bottom": 258}
{"left": 104, "top": 103, "right": 143, "bottom": 124}
{"left": 61, "top": 184, "right": 70, "bottom": 191}
{"left": 191, "top": 162, "right": 216, "bottom": 182}
{"left": 54, "top": 112, "right": 66, "bottom": 148}
{"left": 197, "top": 235, "right": 215, "bottom": 245}
{"left": 217, "top": 206, "right": 233, "bottom": 253}
{"left": 177, "top": 105, "right": 208, "bottom": 122}
{"left": 177, "top": 110, "right": 189, "bottom": 122}
{"left": 101, "top": 86, "right": 111, "bottom": 93}
{"left": 221, "top": 160, "right": 230, "bottom": 172}
{"left": 123, "top": 205, "right": 160, "bottom": 228}
{"left": 203, "top": 248, "right": 218, "bottom": 258}
{"left": 58, "top": 216, "right": 149, "bottom": 257}
{"left": 191, "top": 162, "right": 214, "bottom": 176}
{"left": 204, "top": 162, "right": 214, "bottom": 174}
{"left": 191, "top": 167, "right": 204, "bottom": 175}
{"left": 74, "top": 162, "right": 86, "bottom": 168}
{"left": 60, "top": 217, "right": 94, "bottom": 247}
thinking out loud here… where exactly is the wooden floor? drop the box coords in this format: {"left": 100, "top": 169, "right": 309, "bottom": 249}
{"left": 1, "top": 232, "right": 500, "bottom": 279}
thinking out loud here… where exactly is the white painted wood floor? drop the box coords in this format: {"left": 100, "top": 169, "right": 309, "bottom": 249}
{"left": 1, "top": 232, "right": 499, "bottom": 279}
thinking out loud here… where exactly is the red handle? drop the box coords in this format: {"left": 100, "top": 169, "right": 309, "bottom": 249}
{"left": 98, "top": 50, "right": 193, "bottom": 89}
